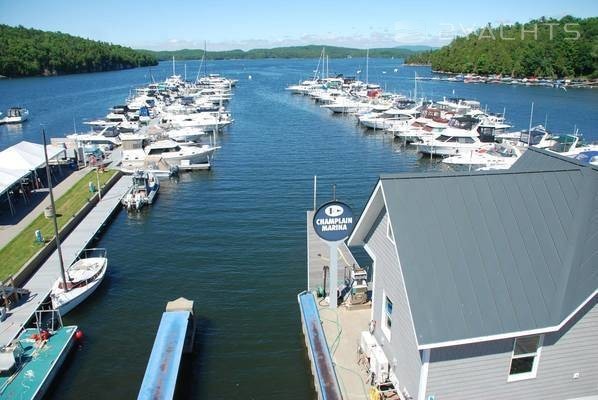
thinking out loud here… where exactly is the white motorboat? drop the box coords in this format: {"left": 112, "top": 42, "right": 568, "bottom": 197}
{"left": 415, "top": 116, "right": 483, "bottom": 157}
{"left": 167, "top": 127, "right": 209, "bottom": 142}
{"left": 359, "top": 105, "right": 420, "bottom": 130}
{"left": 122, "top": 170, "right": 159, "bottom": 210}
{"left": 443, "top": 142, "right": 524, "bottom": 169}
{"left": 121, "top": 134, "right": 219, "bottom": 169}
{"left": 1, "top": 107, "right": 29, "bottom": 124}
{"left": 321, "top": 98, "right": 369, "bottom": 114}
{"left": 50, "top": 248, "right": 108, "bottom": 316}
{"left": 161, "top": 111, "right": 233, "bottom": 132}
{"left": 392, "top": 120, "right": 447, "bottom": 143}
{"left": 286, "top": 79, "right": 320, "bottom": 95}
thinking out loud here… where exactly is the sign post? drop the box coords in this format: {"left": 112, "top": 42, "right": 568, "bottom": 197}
{"left": 313, "top": 201, "right": 354, "bottom": 309}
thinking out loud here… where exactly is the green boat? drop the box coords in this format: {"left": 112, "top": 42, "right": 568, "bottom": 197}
{"left": 0, "top": 321, "right": 77, "bottom": 399}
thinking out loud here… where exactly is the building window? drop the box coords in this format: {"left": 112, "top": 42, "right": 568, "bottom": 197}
{"left": 382, "top": 294, "right": 393, "bottom": 340}
{"left": 387, "top": 220, "right": 394, "bottom": 243}
{"left": 508, "top": 335, "right": 543, "bottom": 382}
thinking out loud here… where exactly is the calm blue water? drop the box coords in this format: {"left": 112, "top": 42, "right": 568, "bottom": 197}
{"left": 1, "top": 59, "right": 597, "bottom": 399}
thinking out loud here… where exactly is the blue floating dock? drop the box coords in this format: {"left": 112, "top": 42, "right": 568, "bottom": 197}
{"left": 298, "top": 291, "right": 342, "bottom": 400}
{"left": 138, "top": 298, "right": 195, "bottom": 400}
{"left": 0, "top": 325, "right": 77, "bottom": 399}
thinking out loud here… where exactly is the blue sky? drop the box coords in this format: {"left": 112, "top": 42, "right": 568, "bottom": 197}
{"left": 0, "top": 0, "right": 596, "bottom": 50}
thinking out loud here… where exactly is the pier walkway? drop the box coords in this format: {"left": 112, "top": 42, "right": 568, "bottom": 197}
{"left": 0, "top": 175, "right": 132, "bottom": 347}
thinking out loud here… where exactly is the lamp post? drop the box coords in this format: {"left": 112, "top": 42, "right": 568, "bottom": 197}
{"left": 42, "top": 127, "right": 68, "bottom": 292}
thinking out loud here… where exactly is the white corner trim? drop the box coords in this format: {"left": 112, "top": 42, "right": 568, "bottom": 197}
{"left": 347, "top": 180, "right": 382, "bottom": 246}
{"left": 417, "top": 349, "right": 430, "bottom": 400}
{"left": 418, "top": 290, "right": 597, "bottom": 350}
{"left": 365, "top": 243, "right": 377, "bottom": 322}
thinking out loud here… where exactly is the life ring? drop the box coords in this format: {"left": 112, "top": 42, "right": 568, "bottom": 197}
{"left": 368, "top": 320, "right": 376, "bottom": 334}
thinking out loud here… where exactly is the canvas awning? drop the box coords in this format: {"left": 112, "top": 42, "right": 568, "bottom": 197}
{"left": 0, "top": 141, "right": 66, "bottom": 196}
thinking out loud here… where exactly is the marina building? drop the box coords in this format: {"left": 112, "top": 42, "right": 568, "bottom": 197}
{"left": 347, "top": 148, "right": 598, "bottom": 400}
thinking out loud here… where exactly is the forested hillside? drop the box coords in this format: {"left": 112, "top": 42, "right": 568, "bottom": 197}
{"left": 141, "top": 45, "right": 431, "bottom": 61}
{"left": 405, "top": 16, "right": 597, "bottom": 78}
{"left": 0, "top": 25, "right": 157, "bottom": 77}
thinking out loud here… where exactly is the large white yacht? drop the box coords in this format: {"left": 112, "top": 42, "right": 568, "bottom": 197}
{"left": 121, "top": 134, "right": 218, "bottom": 171}
{"left": 415, "top": 116, "right": 483, "bottom": 157}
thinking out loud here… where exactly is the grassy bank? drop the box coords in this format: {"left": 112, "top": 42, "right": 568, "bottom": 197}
{"left": 0, "top": 169, "right": 117, "bottom": 281}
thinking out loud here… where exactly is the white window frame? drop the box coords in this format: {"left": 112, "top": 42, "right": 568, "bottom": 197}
{"left": 386, "top": 219, "right": 395, "bottom": 243}
{"left": 507, "top": 334, "right": 544, "bottom": 382}
{"left": 381, "top": 291, "right": 392, "bottom": 341}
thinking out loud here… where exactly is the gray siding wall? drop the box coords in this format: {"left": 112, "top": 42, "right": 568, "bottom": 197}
{"left": 366, "top": 210, "right": 422, "bottom": 398}
{"left": 426, "top": 296, "right": 598, "bottom": 400}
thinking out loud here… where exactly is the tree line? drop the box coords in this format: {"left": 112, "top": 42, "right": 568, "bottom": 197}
{"left": 0, "top": 24, "right": 158, "bottom": 78}
{"left": 405, "top": 16, "right": 597, "bottom": 78}
{"left": 140, "top": 45, "right": 429, "bottom": 61}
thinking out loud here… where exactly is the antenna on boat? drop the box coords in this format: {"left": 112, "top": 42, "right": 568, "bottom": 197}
{"left": 527, "top": 102, "right": 534, "bottom": 146}
{"left": 73, "top": 116, "right": 77, "bottom": 134}
{"left": 42, "top": 127, "right": 69, "bottom": 292}
{"left": 544, "top": 113, "right": 549, "bottom": 129}
{"left": 172, "top": 56, "right": 176, "bottom": 77}
{"left": 184, "top": 64, "right": 187, "bottom": 82}
{"left": 332, "top": 184, "right": 336, "bottom": 201}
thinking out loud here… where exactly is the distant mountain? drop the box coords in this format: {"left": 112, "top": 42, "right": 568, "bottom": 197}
{"left": 405, "top": 16, "right": 598, "bottom": 78}
{"left": 139, "top": 45, "right": 426, "bottom": 61}
{"left": 0, "top": 24, "right": 158, "bottom": 78}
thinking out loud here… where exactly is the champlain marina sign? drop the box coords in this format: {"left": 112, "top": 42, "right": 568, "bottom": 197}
{"left": 313, "top": 201, "right": 355, "bottom": 242}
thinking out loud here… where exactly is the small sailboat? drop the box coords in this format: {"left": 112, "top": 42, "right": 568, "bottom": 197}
{"left": 122, "top": 170, "right": 160, "bottom": 210}
{"left": 50, "top": 248, "right": 108, "bottom": 316}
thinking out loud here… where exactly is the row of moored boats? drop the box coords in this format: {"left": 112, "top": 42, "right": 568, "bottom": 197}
{"left": 286, "top": 75, "right": 598, "bottom": 169}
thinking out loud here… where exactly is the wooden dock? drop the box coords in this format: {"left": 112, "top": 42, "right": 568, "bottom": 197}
{"left": 0, "top": 175, "right": 132, "bottom": 347}
{"left": 306, "top": 210, "right": 360, "bottom": 293}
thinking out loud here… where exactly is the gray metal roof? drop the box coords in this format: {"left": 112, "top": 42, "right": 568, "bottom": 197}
{"left": 363, "top": 148, "right": 598, "bottom": 347}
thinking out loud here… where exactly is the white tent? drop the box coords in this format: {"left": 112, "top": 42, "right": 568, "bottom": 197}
{"left": 0, "top": 168, "right": 30, "bottom": 196}
{"left": 0, "top": 141, "right": 66, "bottom": 214}
{"left": 0, "top": 141, "right": 65, "bottom": 172}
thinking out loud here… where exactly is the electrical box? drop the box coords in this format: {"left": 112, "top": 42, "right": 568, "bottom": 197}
{"left": 370, "top": 346, "right": 389, "bottom": 384}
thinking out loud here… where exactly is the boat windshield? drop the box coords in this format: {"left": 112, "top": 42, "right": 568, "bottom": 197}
{"left": 448, "top": 118, "right": 475, "bottom": 130}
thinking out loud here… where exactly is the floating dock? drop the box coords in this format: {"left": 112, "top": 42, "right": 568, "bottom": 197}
{"left": 0, "top": 325, "right": 77, "bottom": 399}
{"left": 0, "top": 175, "right": 132, "bottom": 347}
{"left": 298, "top": 291, "right": 342, "bottom": 400}
{"left": 138, "top": 298, "right": 196, "bottom": 400}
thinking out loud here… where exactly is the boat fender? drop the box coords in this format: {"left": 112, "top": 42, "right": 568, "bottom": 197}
{"left": 368, "top": 320, "right": 376, "bottom": 334}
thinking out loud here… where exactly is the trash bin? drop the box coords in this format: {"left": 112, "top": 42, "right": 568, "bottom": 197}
{"left": 88, "top": 181, "right": 96, "bottom": 193}
{"left": 44, "top": 206, "right": 54, "bottom": 218}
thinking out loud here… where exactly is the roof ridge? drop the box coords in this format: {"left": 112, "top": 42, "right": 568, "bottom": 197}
{"left": 553, "top": 170, "right": 598, "bottom": 323}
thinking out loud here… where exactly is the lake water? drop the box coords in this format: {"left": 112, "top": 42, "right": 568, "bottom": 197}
{"left": 0, "top": 58, "right": 596, "bottom": 399}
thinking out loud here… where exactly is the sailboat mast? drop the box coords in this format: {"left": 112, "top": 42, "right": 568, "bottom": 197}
{"left": 172, "top": 56, "right": 175, "bottom": 76}
{"left": 528, "top": 102, "right": 534, "bottom": 146}
{"left": 42, "top": 128, "right": 69, "bottom": 291}
{"left": 414, "top": 71, "right": 417, "bottom": 100}
{"left": 366, "top": 48, "right": 369, "bottom": 85}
